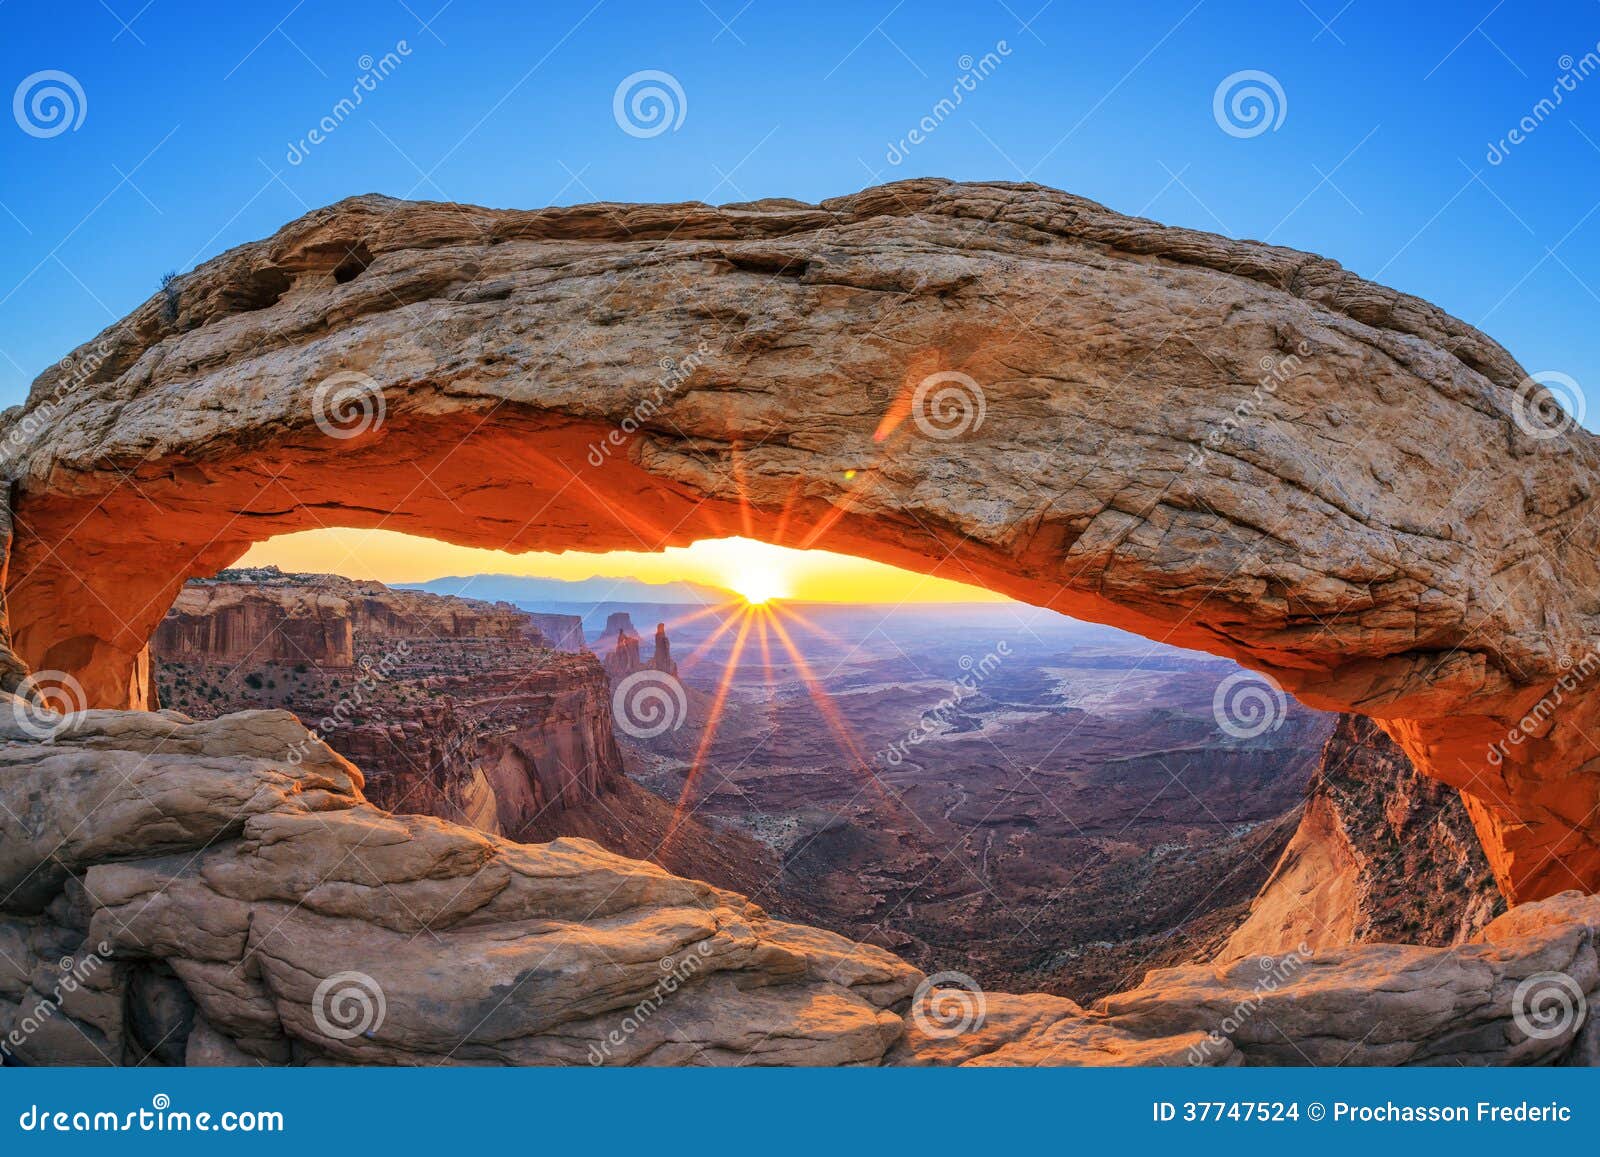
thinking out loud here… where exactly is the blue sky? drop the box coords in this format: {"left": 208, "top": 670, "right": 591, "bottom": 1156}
{"left": 2, "top": 0, "right": 1599, "bottom": 425}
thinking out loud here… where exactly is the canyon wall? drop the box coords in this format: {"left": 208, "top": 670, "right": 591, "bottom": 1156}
{"left": 1222, "top": 715, "right": 1506, "bottom": 959}
{"left": 4, "top": 181, "right": 1597, "bottom": 900}
{"left": 149, "top": 570, "right": 773, "bottom": 895}
{"left": 152, "top": 568, "right": 618, "bottom": 840}
{"left": 522, "top": 612, "right": 586, "bottom": 652}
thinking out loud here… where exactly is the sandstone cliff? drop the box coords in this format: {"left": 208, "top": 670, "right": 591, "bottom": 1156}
{"left": 1222, "top": 715, "right": 1506, "bottom": 959}
{"left": 150, "top": 569, "right": 775, "bottom": 898}
{"left": 603, "top": 620, "right": 677, "bottom": 680}
{"left": 521, "top": 612, "right": 586, "bottom": 652}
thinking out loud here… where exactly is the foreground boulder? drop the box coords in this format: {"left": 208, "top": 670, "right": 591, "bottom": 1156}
{"left": 1, "top": 703, "right": 1593, "bottom": 1066}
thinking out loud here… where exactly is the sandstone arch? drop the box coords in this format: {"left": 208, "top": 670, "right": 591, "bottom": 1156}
{"left": 4, "top": 180, "right": 1598, "bottom": 903}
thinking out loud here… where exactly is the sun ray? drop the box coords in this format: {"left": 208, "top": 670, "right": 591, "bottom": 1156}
{"left": 769, "top": 601, "right": 845, "bottom": 648}
{"left": 675, "top": 604, "right": 751, "bottom": 674}
{"left": 796, "top": 471, "right": 881, "bottom": 551}
{"left": 765, "top": 607, "right": 907, "bottom": 817}
{"left": 662, "top": 611, "right": 754, "bottom": 852}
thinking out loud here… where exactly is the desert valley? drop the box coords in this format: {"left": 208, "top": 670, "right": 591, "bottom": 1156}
{"left": 148, "top": 562, "right": 1505, "bottom": 1008}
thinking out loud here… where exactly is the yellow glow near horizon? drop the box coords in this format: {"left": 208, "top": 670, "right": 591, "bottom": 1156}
{"left": 729, "top": 565, "right": 786, "bottom": 605}
{"left": 234, "top": 529, "right": 1009, "bottom": 604}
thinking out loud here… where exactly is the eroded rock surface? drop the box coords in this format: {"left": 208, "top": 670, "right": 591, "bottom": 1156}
{"left": 3, "top": 181, "right": 1597, "bottom": 899}
{"left": 1222, "top": 714, "right": 1505, "bottom": 959}
{"left": 1, "top": 702, "right": 1594, "bottom": 1066}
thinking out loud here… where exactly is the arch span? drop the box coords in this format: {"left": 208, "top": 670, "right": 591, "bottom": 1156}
{"left": 4, "top": 180, "right": 1598, "bottom": 903}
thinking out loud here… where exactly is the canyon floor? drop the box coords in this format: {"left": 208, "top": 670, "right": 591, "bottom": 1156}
{"left": 613, "top": 601, "right": 1336, "bottom": 1000}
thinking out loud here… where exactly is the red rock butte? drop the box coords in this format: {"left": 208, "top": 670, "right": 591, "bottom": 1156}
{"left": 4, "top": 179, "right": 1598, "bottom": 905}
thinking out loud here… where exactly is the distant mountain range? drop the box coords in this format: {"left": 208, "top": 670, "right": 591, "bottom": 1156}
{"left": 405, "top": 574, "right": 735, "bottom": 607}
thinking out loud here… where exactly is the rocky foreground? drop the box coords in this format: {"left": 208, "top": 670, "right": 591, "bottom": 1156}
{"left": 2, "top": 704, "right": 1594, "bottom": 1066}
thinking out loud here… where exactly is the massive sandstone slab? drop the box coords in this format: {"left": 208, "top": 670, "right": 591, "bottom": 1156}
{"left": 1, "top": 703, "right": 1595, "bottom": 1066}
{"left": 2, "top": 179, "right": 1598, "bottom": 900}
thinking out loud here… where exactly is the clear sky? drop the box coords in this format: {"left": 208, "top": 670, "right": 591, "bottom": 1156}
{"left": 5, "top": 1, "right": 1599, "bottom": 600}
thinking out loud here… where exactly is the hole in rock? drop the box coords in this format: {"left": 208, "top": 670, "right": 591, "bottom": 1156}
{"left": 332, "top": 243, "right": 374, "bottom": 284}
{"left": 146, "top": 529, "right": 1501, "bottom": 1002}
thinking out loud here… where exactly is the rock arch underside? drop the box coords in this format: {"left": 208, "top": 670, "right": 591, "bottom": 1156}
{"left": 2, "top": 180, "right": 1598, "bottom": 1066}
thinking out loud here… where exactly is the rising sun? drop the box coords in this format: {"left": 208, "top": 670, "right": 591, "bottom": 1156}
{"left": 730, "top": 565, "right": 787, "bottom": 605}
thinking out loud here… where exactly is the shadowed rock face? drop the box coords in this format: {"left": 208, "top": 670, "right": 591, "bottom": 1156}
{"left": 1221, "top": 715, "right": 1505, "bottom": 959}
{"left": 3, "top": 179, "right": 1598, "bottom": 900}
